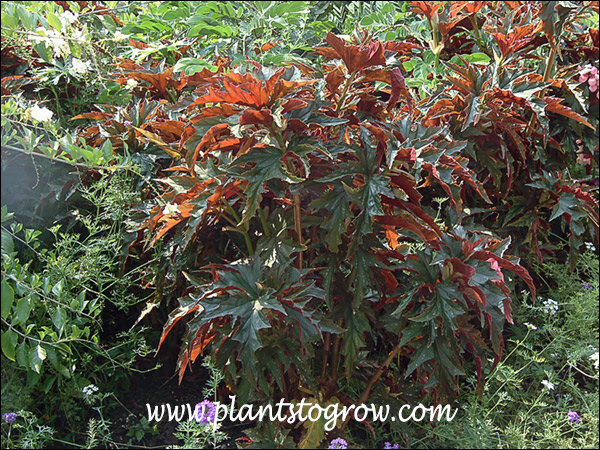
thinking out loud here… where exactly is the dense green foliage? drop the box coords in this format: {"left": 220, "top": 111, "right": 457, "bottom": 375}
{"left": 1, "top": 1, "right": 598, "bottom": 448}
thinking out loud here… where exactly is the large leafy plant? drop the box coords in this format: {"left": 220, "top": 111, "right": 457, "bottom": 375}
{"left": 103, "top": 30, "right": 537, "bottom": 405}
{"left": 65, "top": 1, "right": 598, "bottom": 446}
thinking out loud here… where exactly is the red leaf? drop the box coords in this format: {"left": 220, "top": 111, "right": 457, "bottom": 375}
{"left": 544, "top": 97, "right": 596, "bottom": 130}
{"left": 471, "top": 251, "right": 536, "bottom": 302}
{"left": 322, "top": 32, "right": 386, "bottom": 74}
{"left": 240, "top": 109, "right": 275, "bottom": 127}
{"left": 410, "top": 1, "right": 442, "bottom": 21}
{"left": 188, "top": 123, "right": 230, "bottom": 171}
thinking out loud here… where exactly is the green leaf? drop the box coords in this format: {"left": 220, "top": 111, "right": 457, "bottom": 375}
{"left": 410, "top": 281, "right": 465, "bottom": 328}
{"left": 188, "top": 23, "right": 232, "bottom": 37}
{"left": 2, "top": 227, "right": 14, "bottom": 255}
{"left": 46, "top": 10, "right": 61, "bottom": 31}
{"left": 550, "top": 192, "right": 586, "bottom": 222}
{"left": 1, "top": 329, "right": 18, "bottom": 361}
{"left": 298, "top": 398, "right": 327, "bottom": 448}
{"left": 308, "top": 186, "right": 351, "bottom": 252}
{"left": 406, "top": 341, "right": 434, "bottom": 377}
{"left": 16, "top": 297, "right": 32, "bottom": 324}
{"left": 452, "top": 52, "right": 490, "bottom": 65}
{"left": 461, "top": 94, "right": 481, "bottom": 131}
{"left": 349, "top": 245, "right": 386, "bottom": 308}
{"left": 29, "top": 344, "right": 47, "bottom": 374}
{"left": 1, "top": 279, "right": 14, "bottom": 320}
{"left": 173, "top": 58, "right": 218, "bottom": 76}
{"left": 16, "top": 340, "right": 29, "bottom": 368}
{"left": 52, "top": 308, "right": 66, "bottom": 335}
{"left": 229, "top": 146, "right": 298, "bottom": 223}
{"left": 1, "top": 11, "right": 18, "bottom": 30}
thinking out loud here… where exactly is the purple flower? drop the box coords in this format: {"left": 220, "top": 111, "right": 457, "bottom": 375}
{"left": 3, "top": 412, "right": 17, "bottom": 424}
{"left": 581, "top": 282, "right": 593, "bottom": 290}
{"left": 195, "top": 400, "right": 216, "bottom": 425}
{"left": 567, "top": 409, "right": 580, "bottom": 423}
{"left": 329, "top": 437, "right": 348, "bottom": 449}
{"left": 384, "top": 443, "right": 400, "bottom": 449}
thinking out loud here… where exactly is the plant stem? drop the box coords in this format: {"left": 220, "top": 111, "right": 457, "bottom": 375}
{"left": 335, "top": 71, "right": 357, "bottom": 114}
{"left": 341, "top": 338, "right": 404, "bottom": 429}
{"left": 258, "top": 206, "right": 270, "bottom": 236}
{"left": 272, "top": 128, "right": 304, "bottom": 267}
{"left": 223, "top": 201, "right": 253, "bottom": 256}
{"left": 321, "top": 332, "right": 331, "bottom": 380}
{"left": 293, "top": 193, "right": 303, "bottom": 269}
{"left": 526, "top": 39, "right": 558, "bottom": 135}
{"left": 472, "top": 14, "right": 484, "bottom": 51}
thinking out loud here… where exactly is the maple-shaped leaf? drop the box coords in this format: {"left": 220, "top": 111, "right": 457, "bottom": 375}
{"left": 316, "top": 32, "right": 386, "bottom": 74}
{"left": 348, "top": 241, "right": 388, "bottom": 308}
{"left": 308, "top": 185, "right": 352, "bottom": 252}
{"left": 410, "top": 281, "right": 466, "bottom": 328}
{"left": 491, "top": 22, "right": 543, "bottom": 60}
{"left": 410, "top": 1, "right": 442, "bottom": 21}
{"left": 188, "top": 68, "right": 314, "bottom": 110}
{"left": 544, "top": 97, "right": 595, "bottom": 130}
{"left": 178, "top": 258, "right": 323, "bottom": 374}
{"left": 347, "top": 173, "right": 394, "bottom": 233}
{"left": 228, "top": 146, "right": 300, "bottom": 224}
{"left": 469, "top": 251, "right": 536, "bottom": 302}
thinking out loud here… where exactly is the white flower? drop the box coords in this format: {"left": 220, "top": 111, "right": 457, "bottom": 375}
{"left": 524, "top": 322, "right": 537, "bottom": 331}
{"left": 30, "top": 27, "right": 48, "bottom": 43}
{"left": 126, "top": 78, "right": 139, "bottom": 89}
{"left": 82, "top": 384, "right": 99, "bottom": 396}
{"left": 70, "top": 58, "right": 90, "bottom": 76}
{"left": 30, "top": 104, "right": 54, "bottom": 122}
{"left": 590, "top": 352, "right": 599, "bottom": 371}
{"left": 584, "top": 242, "right": 596, "bottom": 252}
{"left": 114, "top": 30, "right": 127, "bottom": 41}
{"left": 162, "top": 203, "right": 180, "bottom": 216}
{"left": 59, "top": 10, "right": 77, "bottom": 28}
{"left": 542, "top": 299, "right": 559, "bottom": 315}
{"left": 46, "top": 28, "right": 69, "bottom": 57}
{"left": 541, "top": 380, "right": 555, "bottom": 391}
{"left": 70, "top": 28, "right": 86, "bottom": 44}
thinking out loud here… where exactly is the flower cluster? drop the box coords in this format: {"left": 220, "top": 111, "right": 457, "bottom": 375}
{"left": 29, "top": 104, "right": 54, "bottom": 122}
{"left": 29, "top": 11, "right": 87, "bottom": 63}
{"left": 590, "top": 352, "right": 599, "bottom": 371}
{"left": 70, "top": 58, "right": 91, "bottom": 77}
{"left": 114, "top": 30, "right": 127, "bottom": 41}
{"left": 162, "top": 202, "right": 181, "bottom": 216}
{"left": 59, "top": 10, "right": 77, "bottom": 28}
{"left": 31, "top": 27, "right": 69, "bottom": 58}
{"left": 541, "top": 380, "right": 555, "bottom": 392}
{"left": 579, "top": 65, "right": 599, "bottom": 98}
{"left": 384, "top": 442, "right": 400, "bottom": 449}
{"left": 567, "top": 409, "right": 580, "bottom": 424}
{"left": 126, "top": 78, "right": 139, "bottom": 89}
{"left": 541, "top": 298, "right": 559, "bottom": 315}
{"left": 524, "top": 322, "right": 537, "bottom": 331}
{"left": 581, "top": 282, "right": 594, "bottom": 290}
{"left": 328, "top": 438, "right": 348, "bottom": 449}
{"left": 82, "top": 384, "right": 99, "bottom": 396}
{"left": 3, "top": 412, "right": 17, "bottom": 424}
{"left": 195, "top": 400, "right": 216, "bottom": 425}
